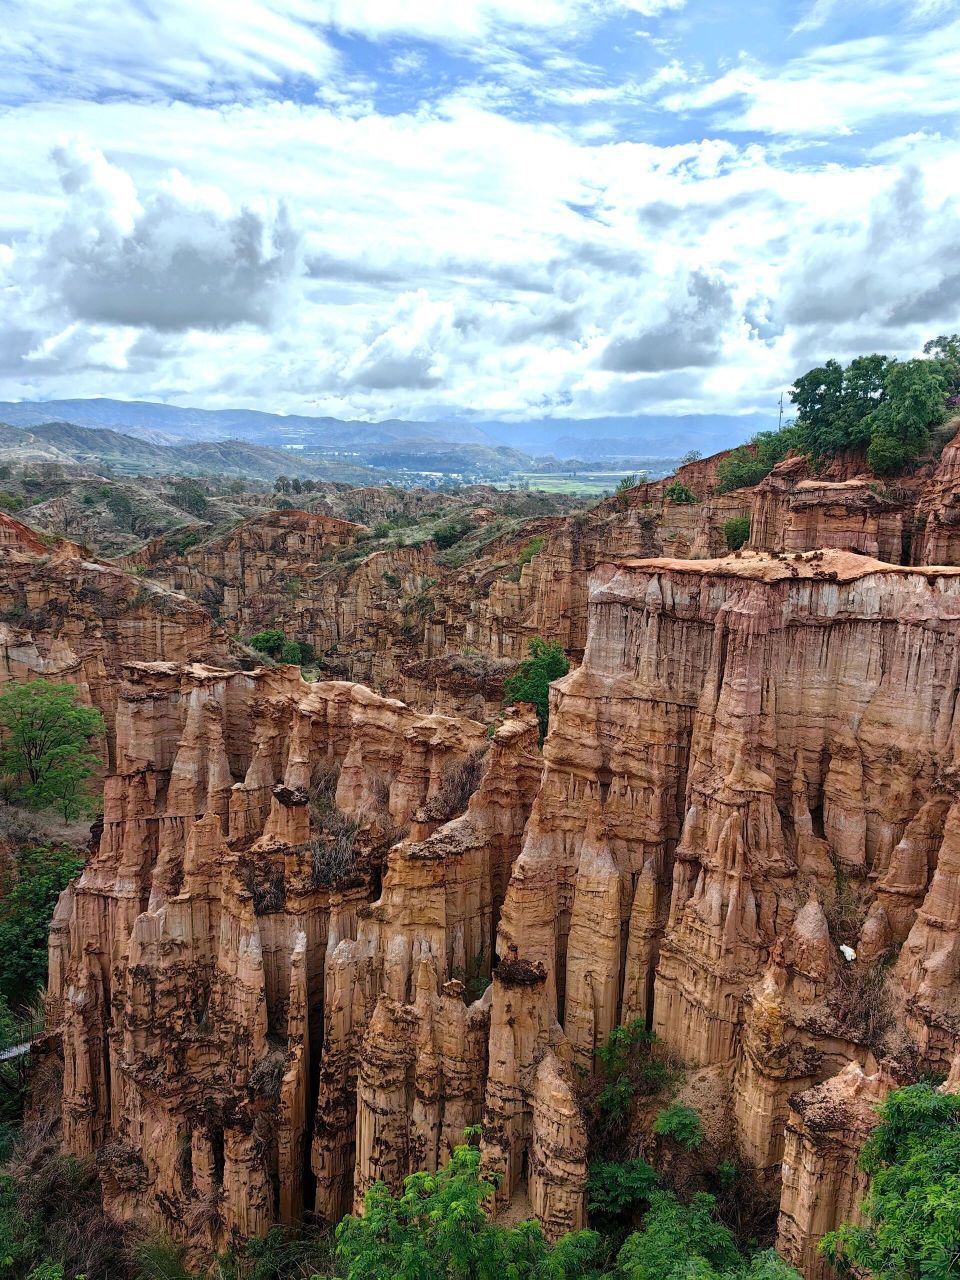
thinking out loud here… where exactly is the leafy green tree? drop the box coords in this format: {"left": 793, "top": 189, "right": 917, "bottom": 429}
{"left": 104, "top": 487, "right": 135, "bottom": 532}
{"left": 616, "top": 1191, "right": 799, "bottom": 1280}
{"left": 0, "top": 845, "right": 83, "bottom": 1008}
{"left": 248, "top": 629, "right": 287, "bottom": 659}
{"left": 923, "top": 333, "right": 960, "bottom": 398}
{"left": 723, "top": 517, "right": 751, "bottom": 551}
{"left": 587, "top": 1157, "right": 657, "bottom": 1221}
{"left": 503, "top": 638, "right": 570, "bottom": 741}
{"left": 821, "top": 1083, "right": 960, "bottom": 1279}
{"left": 335, "top": 1137, "right": 605, "bottom": 1280}
{"left": 664, "top": 482, "right": 697, "bottom": 504}
{"left": 0, "top": 682, "right": 105, "bottom": 819}
{"left": 170, "top": 478, "right": 209, "bottom": 518}
{"left": 433, "top": 517, "right": 472, "bottom": 549}
{"left": 789, "top": 359, "right": 846, "bottom": 455}
{"left": 714, "top": 426, "right": 799, "bottom": 494}
{"left": 653, "top": 1103, "right": 704, "bottom": 1150}
{"left": 867, "top": 358, "right": 946, "bottom": 475}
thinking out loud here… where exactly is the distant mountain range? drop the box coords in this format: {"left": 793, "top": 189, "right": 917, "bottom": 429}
{"left": 0, "top": 419, "right": 529, "bottom": 483}
{"left": 0, "top": 398, "right": 766, "bottom": 462}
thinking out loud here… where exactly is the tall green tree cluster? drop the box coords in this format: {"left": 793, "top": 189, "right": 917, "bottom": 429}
{"left": 715, "top": 333, "right": 960, "bottom": 491}
{"left": 0, "top": 681, "right": 105, "bottom": 820}
{"left": 822, "top": 1083, "right": 960, "bottom": 1278}
{"left": 335, "top": 1138, "right": 799, "bottom": 1280}
{"left": 504, "top": 638, "right": 570, "bottom": 741}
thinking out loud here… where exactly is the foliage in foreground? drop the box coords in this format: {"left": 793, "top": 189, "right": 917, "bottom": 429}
{"left": 0, "top": 681, "right": 105, "bottom": 820}
{"left": 336, "top": 1136, "right": 800, "bottom": 1280}
{"left": 0, "top": 845, "right": 83, "bottom": 1010}
{"left": 821, "top": 1082, "right": 960, "bottom": 1279}
{"left": 503, "top": 637, "right": 570, "bottom": 740}
{"left": 337, "top": 1138, "right": 605, "bottom": 1279}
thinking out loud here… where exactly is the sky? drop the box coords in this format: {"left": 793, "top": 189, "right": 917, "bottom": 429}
{"left": 1, "top": 0, "right": 959, "bottom": 424}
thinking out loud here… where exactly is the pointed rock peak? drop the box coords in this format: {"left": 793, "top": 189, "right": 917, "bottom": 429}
{"left": 858, "top": 900, "right": 892, "bottom": 965}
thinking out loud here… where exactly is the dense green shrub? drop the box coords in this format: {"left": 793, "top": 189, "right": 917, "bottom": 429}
{"left": 170, "top": 479, "right": 209, "bottom": 518}
{"left": 587, "top": 1157, "right": 657, "bottom": 1221}
{"left": 664, "top": 482, "right": 697, "bottom": 504}
{"left": 0, "top": 845, "right": 83, "bottom": 1009}
{"left": 714, "top": 429, "right": 798, "bottom": 494}
{"left": 617, "top": 1191, "right": 799, "bottom": 1280}
{"left": 248, "top": 629, "right": 286, "bottom": 658}
{"left": 0, "top": 681, "right": 105, "bottom": 820}
{"left": 432, "top": 516, "right": 472, "bottom": 549}
{"left": 336, "top": 1135, "right": 605, "bottom": 1279}
{"left": 821, "top": 1083, "right": 960, "bottom": 1278}
{"left": 581, "top": 1020, "right": 675, "bottom": 1157}
{"left": 503, "top": 637, "right": 570, "bottom": 740}
{"left": 280, "top": 641, "right": 315, "bottom": 666}
{"left": 723, "top": 516, "right": 751, "bottom": 551}
{"left": 653, "top": 1103, "right": 704, "bottom": 1151}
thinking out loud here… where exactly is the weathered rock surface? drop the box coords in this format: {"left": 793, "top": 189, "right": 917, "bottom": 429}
{"left": 0, "top": 513, "right": 229, "bottom": 760}
{"left": 42, "top": 499, "right": 960, "bottom": 1277}
{"left": 914, "top": 420, "right": 960, "bottom": 566}
{"left": 47, "top": 658, "right": 536, "bottom": 1252}
{"left": 494, "top": 549, "right": 960, "bottom": 1272}
{"left": 749, "top": 460, "right": 910, "bottom": 562}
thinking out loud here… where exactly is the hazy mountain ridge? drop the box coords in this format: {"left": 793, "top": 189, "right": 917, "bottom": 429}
{"left": 0, "top": 398, "right": 765, "bottom": 459}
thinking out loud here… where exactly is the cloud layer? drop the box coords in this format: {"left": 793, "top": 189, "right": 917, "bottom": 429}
{"left": 1, "top": 0, "right": 959, "bottom": 421}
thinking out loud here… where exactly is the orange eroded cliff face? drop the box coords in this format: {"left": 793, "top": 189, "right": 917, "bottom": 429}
{"left": 46, "top": 658, "right": 551, "bottom": 1253}
{"left": 43, "top": 532, "right": 960, "bottom": 1272}
{"left": 0, "top": 514, "right": 230, "bottom": 761}
{"left": 496, "top": 548, "right": 960, "bottom": 1274}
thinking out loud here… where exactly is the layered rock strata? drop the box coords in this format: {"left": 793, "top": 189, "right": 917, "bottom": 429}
{"left": 0, "top": 514, "right": 229, "bottom": 758}
{"left": 47, "top": 659, "right": 553, "bottom": 1252}
{"left": 47, "top": 543, "right": 960, "bottom": 1277}
{"left": 749, "top": 461, "right": 910, "bottom": 562}
{"left": 494, "top": 549, "right": 960, "bottom": 1270}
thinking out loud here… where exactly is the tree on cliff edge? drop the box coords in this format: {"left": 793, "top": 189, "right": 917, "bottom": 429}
{"left": 821, "top": 1083, "right": 960, "bottom": 1279}
{"left": 0, "top": 680, "right": 105, "bottom": 820}
{"left": 504, "top": 637, "right": 570, "bottom": 741}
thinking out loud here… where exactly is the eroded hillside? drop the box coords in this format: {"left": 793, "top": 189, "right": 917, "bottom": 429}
{"left": 30, "top": 545, "right": 960, "bottom": 1280}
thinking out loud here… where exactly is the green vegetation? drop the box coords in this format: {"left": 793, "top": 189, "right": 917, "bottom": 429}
{"left": 821, "top": 1083, "right": 960, "bottom": 1279}
{"left": 163, "top": 530, "right": 203, "bottom": 556}
{"left": 722, "top": 516, "right": 751, "bottom": 551}
{"left": 247, "top": 629, "right": 314, "bottom": 667}
{"left": 664, "top": 482, "right": 697, "bottom": 504}
{"left": 169, "top": 478, "right": 209, "bottom": 518}
{"left": 104, "top": 487, "right": 135, "bottom": 531}
{"left": 506, "top": 534, "right": 545, "bottom": 581}
{"left": 280, "top": 640, "right": 315, "bottom": 665}
{"left": 0, "top": 681, "right": 105, "bottom": 820}
{"left": 715, "top": 334, "right": 960, "bottom": 493}
{"left": 336, "top": 1134, "right": 605, "bottom": 1280}
{"left": 653, "top": 1104, "right": 704, "bottom": 1151}
{"left": 617, "top": 1191, "right": 798, "bottom": 1280}
{"left": 0, "top": 845, "right": 83, "bottom": 1011}
{"left": 503, "top": 637, "right": 570, "bottom": 740}
{"left": 587, "top": 1157, "right": 657, "bottom": 1221}
{"left": 247, "top": 629, "right": 286, "bottom": 658}
{"left": 581, "top": 1020, "right": 676, "bottom": 1157}
{"left": 432, "top": 515, "right": 473, "bottom": 549}
{"left": 714, "top": 430, "right": 798, "bottom": 494}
